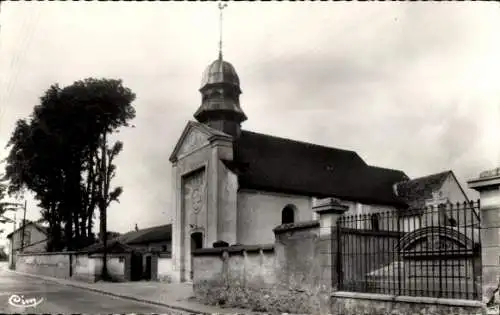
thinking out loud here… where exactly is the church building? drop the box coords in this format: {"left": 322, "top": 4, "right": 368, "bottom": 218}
{"left": 167, "top": 50, "right": 439, "bottom": 282}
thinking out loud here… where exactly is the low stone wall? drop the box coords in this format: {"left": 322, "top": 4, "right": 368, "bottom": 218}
{"left": 331, "top": 292, "right": 484, "bottom": 315}
{"left": 193, "top": 221, "right": 326, "bottom": 314}
{"left": 15, "top": 252, "right": 129, "bottom": 282}
{"left": 157, "top": 253, "right": 174, "bottom": 283}
{"left": 16, "top": 252, "right": 74, "bottom": 279}
{"left": 72, "top": 254, "right": 97, "bottom": 282}
{"left": 193, "top": 245, "right": 279, "bottom": 312}
{"left": 88, "top": 253, "right": 128, "bottom": 282}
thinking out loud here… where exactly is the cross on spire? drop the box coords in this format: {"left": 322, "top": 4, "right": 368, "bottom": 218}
{"left": 218, "top": 2, "right": 228, "bottom": 60}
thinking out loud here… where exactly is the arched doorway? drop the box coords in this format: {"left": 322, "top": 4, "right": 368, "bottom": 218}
{"left": 190, "top": 232, "right": 203, "bottom": 280}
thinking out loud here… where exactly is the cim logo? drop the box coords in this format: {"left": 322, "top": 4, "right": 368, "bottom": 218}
{"left": 8, "top": 294, "right": 44, "bottom": 308}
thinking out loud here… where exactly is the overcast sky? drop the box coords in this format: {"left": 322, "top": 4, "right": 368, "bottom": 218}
{"left": 0, "top": 2, "right": 499, "bottom": 239}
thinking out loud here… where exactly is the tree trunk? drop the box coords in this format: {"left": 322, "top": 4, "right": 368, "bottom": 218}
{"left": 80, "top": 215, "right": 87, "bottom": 245}
{"left": 87, "top": 215, "right": 93, "bottom": 243}
{"left": 64, "top": 209, "right": 72, "bottom": 251}
{"left": 64, "top": 157, "right": 83, "bottom": 251}
{"left": 73, "top": 211, "right": 81, "bottom": 249}
{"left": 99, "top": 133, "right": 109, "bottom": 280}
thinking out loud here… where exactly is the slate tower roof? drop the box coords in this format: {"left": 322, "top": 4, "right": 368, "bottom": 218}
{"left": 194, "top": 54, "right": 247, "bottom": 137}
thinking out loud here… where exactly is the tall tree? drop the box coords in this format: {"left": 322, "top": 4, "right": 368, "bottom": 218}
{"left": 4, "top": 78, "right": 136, "bottom": 261}
{"left": 0, "top": 169, "right": 24, "bottom": 234}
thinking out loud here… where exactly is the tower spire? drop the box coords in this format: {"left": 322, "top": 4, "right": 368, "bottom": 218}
{"left": 196, "top": 2, "right": 246, "bottom": 137}
{"left": 218, "top": 2, "right": 228, "bottom": 60}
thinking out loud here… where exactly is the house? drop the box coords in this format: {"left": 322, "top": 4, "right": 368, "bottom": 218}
{"left": 395, "top": 170, "right": 476, "bottom": 232}
{"left": 83, "top": 224, "right": 172, "bottom": 282}
{"left": 6, "top": 221, "right": 48, "bottom": 269}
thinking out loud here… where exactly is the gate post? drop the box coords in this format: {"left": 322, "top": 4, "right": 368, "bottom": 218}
{"left": 313, "top": 198, "right": 348, "bottom": 314}
{"left": 468, "top": 167, "right": 500, "bottom": 306}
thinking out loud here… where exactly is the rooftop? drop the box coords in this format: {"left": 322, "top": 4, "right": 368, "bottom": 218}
{"left": 228, "top": 130, "right": 409, "bottom": 206}
{"left": 83, "top": 224, "right": 172, "bottom": 253}
{"left": 395, "top": 170, "right": 452, "bottom": 209}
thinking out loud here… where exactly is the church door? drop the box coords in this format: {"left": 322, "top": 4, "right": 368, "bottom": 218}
{"left": 190, "top": 232, "right": 203, "bottom": 280}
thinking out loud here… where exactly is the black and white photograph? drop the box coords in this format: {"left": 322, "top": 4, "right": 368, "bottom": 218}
{"left": 0, "top": 1, "right": 499, "bottom": 314}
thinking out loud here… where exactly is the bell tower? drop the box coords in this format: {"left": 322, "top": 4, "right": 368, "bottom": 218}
{"left": 194, "top": 3, "right": 247, "bottom": 138}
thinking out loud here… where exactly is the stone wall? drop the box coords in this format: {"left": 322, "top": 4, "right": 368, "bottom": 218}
{"left": 72, "top": 254, "right": 98, "bottom": 282}
{"left": 88, "top": 253, "right": 128, "bottom": 282}
{"left": 193, "top": 245, "right": 280, "bottom": 312}
{"left": 157, "top": 253, "right": 174, "bottom": 283}
{"left": 331, "top": 292, "right": 483, "bottom": 315}
{"left": 16, "top": 252, "right": 74, "bottom": 279}
{"left": 15, "top": 252, "right": 128, "bottom": 282}
{"left": 193, "top": 221, "right": 327, "bottom": 314}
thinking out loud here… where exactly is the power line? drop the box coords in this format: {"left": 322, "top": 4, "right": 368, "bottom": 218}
{"left": 0, "top": 5, "right": 42, "bottom": 136}
{"left": 0, "top": 7, "right": 41, "bottom": 119}
{"left": 0, "top": 7, "right": 32, "bottom": 130}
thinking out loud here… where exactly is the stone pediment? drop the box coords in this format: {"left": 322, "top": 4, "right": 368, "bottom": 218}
{"left": 178, "top": 128, "right": 209, "bottom": 157}
{"left": 396, "top": 226, "right": 479, "bottom": 259}
{"left": 169, "top": 121, "right": 232, "bottom": 163}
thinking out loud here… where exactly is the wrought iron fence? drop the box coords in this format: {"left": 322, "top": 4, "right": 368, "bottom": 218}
{"left": 334, "top": 200, "right": 481, "bottom": 300}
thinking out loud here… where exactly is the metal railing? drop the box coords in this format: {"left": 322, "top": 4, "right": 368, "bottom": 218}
{"left": 335, "top": 200, "right": 481, "bottom": 300}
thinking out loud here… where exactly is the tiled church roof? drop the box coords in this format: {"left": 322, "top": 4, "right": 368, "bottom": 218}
{"left": 231, "top": 130, "right": 409, "bottom": 206}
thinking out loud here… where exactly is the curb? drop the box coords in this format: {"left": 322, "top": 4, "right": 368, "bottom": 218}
{"left": 6, "top": 269, "right": 211, "bottom": 315}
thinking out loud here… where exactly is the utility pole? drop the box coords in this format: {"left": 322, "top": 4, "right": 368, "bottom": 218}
{"left": 13, "top": 212, "right": 16, "bottom": 235}
{"left": 9, "top": 212, "right": 16, "bottom": 270}
{"left": 20, "top": 200, "right": 27, "bottom": 252}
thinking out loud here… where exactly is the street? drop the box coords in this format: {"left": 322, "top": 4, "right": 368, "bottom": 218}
{"left": 0, "top": 262, "right": 185, "bottom": 314}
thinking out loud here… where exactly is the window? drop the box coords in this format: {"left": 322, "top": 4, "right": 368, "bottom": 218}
{"left": 161, "top": 245, "right": 167, "bottom": 252}
{"left": 281, "top": 205, "right": 296, "bottom": 224}
{"left": 371, "top": 214, "right": 380, "bottom": 231}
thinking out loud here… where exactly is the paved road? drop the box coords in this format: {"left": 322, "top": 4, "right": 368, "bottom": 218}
{"left": 0, "top": 262, "right": 183, "bottom": 314}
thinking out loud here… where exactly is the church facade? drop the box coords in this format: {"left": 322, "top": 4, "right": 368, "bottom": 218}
{"left": 168, "top": 54, "right": 471, "bottom": 283}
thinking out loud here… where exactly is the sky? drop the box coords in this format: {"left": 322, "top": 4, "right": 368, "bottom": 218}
{"left": 0, "top": 2, "right": 499, "bottom": 241}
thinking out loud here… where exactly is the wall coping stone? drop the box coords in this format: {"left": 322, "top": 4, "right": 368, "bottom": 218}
{"left": 340, "top": 227, "right": 406, "bottom": 238}
{"left": 468, "top": 169, "right": 500, "bottom": 190}
{"left": 332, "top": 291, "right": 484, "bottom": 308}
{"left": 313, "top": 198, "right": 349, "bottom": 214}
{"left": 89, "top": 253, "right": 130, "bottom": 258}
{"left": 273, "top": 220, "right": 320, "bottom": 234}
{"left": 192, "top": 244, "right": 274, "bottom": 256}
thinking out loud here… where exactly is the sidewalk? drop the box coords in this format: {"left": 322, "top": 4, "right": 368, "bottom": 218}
{"left": 7, "top": 269, "right": 264, "bottom": 314}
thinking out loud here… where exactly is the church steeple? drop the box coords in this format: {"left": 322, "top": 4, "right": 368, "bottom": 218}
{"left": 194, "top": 3, "right": 247, "bottom": 138}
